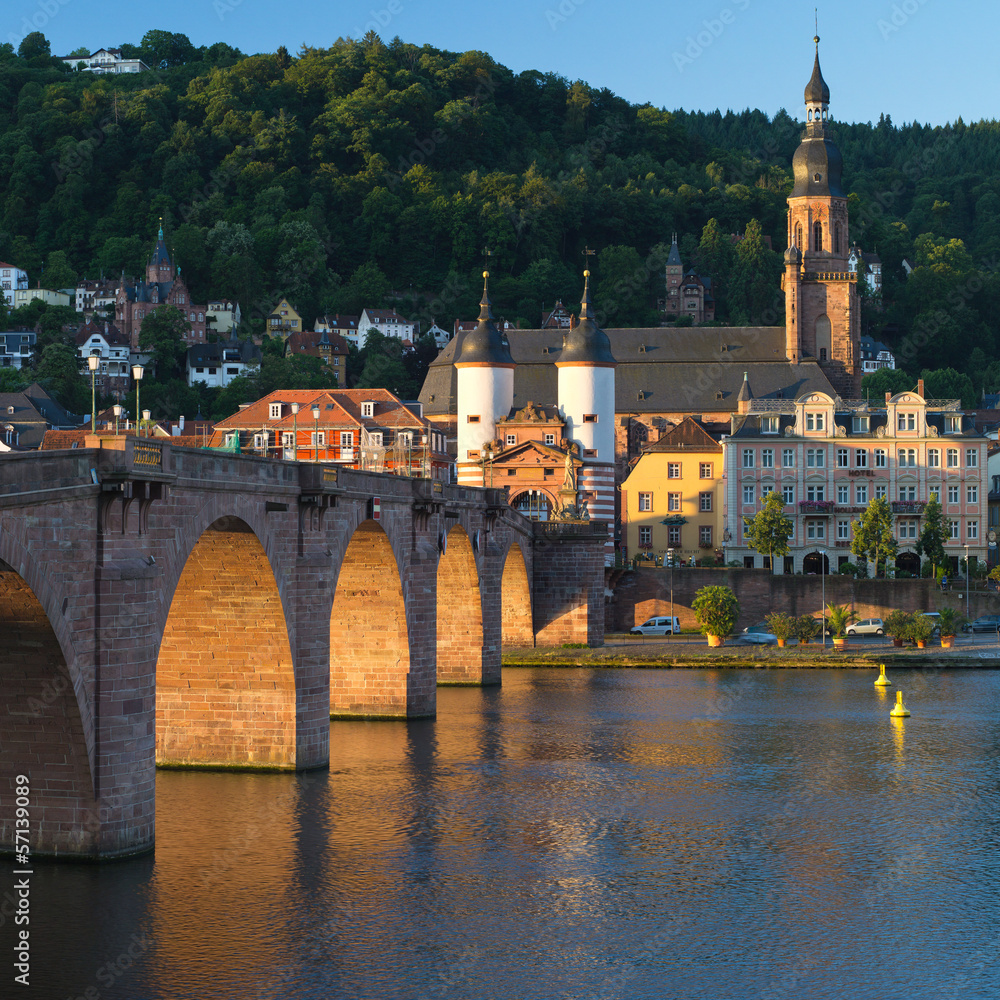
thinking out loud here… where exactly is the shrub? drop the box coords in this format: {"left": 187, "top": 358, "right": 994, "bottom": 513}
{"left": 838, "top": 561, "right": 857, "bottom": 576}
{"left": 765, "top": 612, "right": 796, "bottom": 641}
{"left": 884, "top": 609, "right": 914, "bottom": 641}
{"left": 825, "top": 603, "right": 855, "bottom": 637}
{"left": 795, "top": 615, "right": 821, "bottom": 643}
{"left": 937, "top": 607, "right": 963, "bottom": 636}
{"left": 691, "top": 585, "right": 740, "bottom": 637}
{"left": 910, "top": 615, "right": 934, "bottom": 642}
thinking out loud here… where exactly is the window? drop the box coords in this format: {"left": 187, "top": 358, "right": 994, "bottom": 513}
{"left": 813, "top": 221, "right": 823, "bottom": 253}
{"left": 742, "top": 449, "right": 754, "bottom": 469}
{"left": 875, "top": 485, "right": 887, "bottom": 500}
{"left": 700, "top": 492, "right": 713, "bottom": 512}
{"left": 668, "top": 463, "right": 681, "bottom": 478}
{"left": 668, "top": 525, "right": 681, "bottom": 545}
{"left": 855, "top": 449, "right": 867, "bottom": 468}
{"left": 782, "top": 485, "right": 795, "bottom": 504}
{"left": 281, "top": 431, "right": 294, "bottom": 448}
{"left": 699, "top": 462, "right": 713, "bottom": 479}
{"left": 947, "top": 449, "right": 959, "bottom": 468}
{"left": 898, "top": 520, "right": 917, "bottom": 540}
{"left": 928, "top": 449, "right": 940, "bottom": 468}
{"left": 468, "top": 415, "right": 480, "bottom": 423}
{"left": 269, "top": 403, "right": 282, "bottom": 419}
{"left": 969, "top": 520, "right": 979, "bottom": 540}
{"left": 806, "top": 449, "right": 825, "bottom": 468}
{"left": 762, "top": 416, "right": 779, "bottom": 434}
{"left": 856, "top": 484, "right": 868, "bottom": 504}
{"left": 583, "top": 414, "right": 597, "bottom": 423}
{"left": 311, "top": 431, "right": 325, "bottom": 446}
{"left": 968, "top": 485, "right": 979, "bottom": 504}
{"left": 837, "top": 485, "right": 849, "bottom": 504}
{"left": 783, "top": 448, "right": 795, "bottom": 468}
{"left": 638, "top": 493, "right": 653, "bottom": 512}
{"left": 807, "top": 485, "right": 825, "bottom": 502}
{"left": 875, "top": 449, "right": 887, "bottom": 468}
{"left": 544, "top": 433, "right": 556, "bottom": 445}
{"left": 966, "top": 448, "right": 979, "bottom": 468}
{"left": 946, "top": 414, "right": 961, "bottom": 433}
{"left": 949, "top": 520, "right": 960, "bottom": 539}
{"left": 699, "top": 526, "right": 713, "bottom": 546}
{"left": 362, "top": 402, "right": 375, "bottom": 417}
{"left": 948, "top": 485, "right": 959, "bottom": 504}
{"left": 761, "top": 449, "right": 774, "bottom": 469}
{"left": 806, "top": 412, "right": 825, "bottom": 431}
{"left": 370, "top": 432, "right": 383, "bottom": 446}
{"left": 506, "top": 434, "right": 516, "bottom": 445}
{"left": 639, "top": 526, "right": 652, "bottom": 546}
{"left": 668, "top": 493, "right": 681, "bottom": 512}
{"left": 898, "top": 448, "right": 916, "bottom": 468}
{"left": 806, "top": 520, "right": 826, "bottom": 540}
{"left": 897, "top": 412, "right": 916, "bottom": 431}
{"left": 837, "top": 520, "right": 850, "bottom": 540}
{"left": 340, "top": 432, "right": 354, "bottom": 450}
{"left": 835, "top": 448, "right": 848, "bottom": 468}
{"left": 899, "top": 485, "right": 916, "bottom": 501}
{"left": 743, "top": 485, "right": 755, "bottom": 505}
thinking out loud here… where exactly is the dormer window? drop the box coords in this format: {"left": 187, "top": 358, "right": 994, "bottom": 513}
{"left": 761, "top": 416, "right": 779, "bottom": 434}
{"left": 945, "top": 414, "right": 961, "bottom": 434}
{"left": 897, "top": 412, "right": 916, "bottom": 431}
{"left": 269, "top": 403, "right": 282, "bottom": 419}
{"left": 806, "top": 412, "right": 825, "bottom": 431}
{"left": 362, "top": 401, "right": 375, "bottom": 418}
{"left": 853, "top": 416, "right": 869, "bottom": 433}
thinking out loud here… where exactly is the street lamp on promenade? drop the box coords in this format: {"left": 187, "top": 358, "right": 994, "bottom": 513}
{"left": 88, "top": 353, "right": 100, "bottom": 431}
{"left": 290, "top": 402, "right": 299, "bottom": 460}
{"left": 668, "top": 547, "right": 675, "bottom": 640}
{"left": 112, "top": 403, "right": 122, "bottom": 435}
{"left": 312, "top": 403, "right": 321, "bottom": 461}
{"left": 820, "top": 547, "right": 827, "bottom": 648}
{"left": 143, "top": 409, "right": 150, "bottom": 437}
{"left": 132, "top": 364, "right": 144, "bottom": 435}
{"left": 965, "top": 543, "right": 970, "bottom": 619}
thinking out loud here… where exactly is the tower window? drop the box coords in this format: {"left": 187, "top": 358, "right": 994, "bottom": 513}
{"left": 583, "top": 413, "right": 597, "bottom": 423}
{"left": 795, "top": 223, "right": 803, "bottom": 248}
{"left": 468, "top": 415, "right": 480, "bottom": 423}
{"left": 813, "top": 221, "right": 823, "bottom": 253}
{"left": 834, "top": 224, "right": 842, "bottom": 256}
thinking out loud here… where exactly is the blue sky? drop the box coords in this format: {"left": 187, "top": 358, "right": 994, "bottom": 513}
{"left": 8, "top": 0, "right": 999, "bottom": 126}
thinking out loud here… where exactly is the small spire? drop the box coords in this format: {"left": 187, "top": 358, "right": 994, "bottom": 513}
{"left": 158, "top": 217, "right": 164, "bottom": 240}
{"left": 478, "top": 267, "right": 494, "bottom": 322}
{"left": 580, "top": 247, "right": 596, "bottom": 321}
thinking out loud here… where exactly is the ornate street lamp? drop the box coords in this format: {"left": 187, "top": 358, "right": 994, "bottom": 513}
{"left": 820, "top": 547, "right": 827, "bottom": 648}
{"left": 290, "top": 402, "right": 300, "bottom": 460}
{"left": 112, "top": 403, "right": 122, "bottom": 435}
{"left": 87, "top": 353, "right": 100, "bottom": 431}
{"left": 312, "top": 403, "right": 321, "bottom": 461}
{"left": 142, "top": 409, "right": 151, "bottom": 438}
{"left": 132, "top": 364, "right": 144, "bottom": 435}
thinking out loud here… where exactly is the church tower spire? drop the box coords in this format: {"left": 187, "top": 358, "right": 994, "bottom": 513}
{"left": 783, "top": 33, "right": 859, "bottom": 397}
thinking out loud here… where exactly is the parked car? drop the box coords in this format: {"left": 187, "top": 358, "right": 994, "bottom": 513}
{"left": 846, "top": 617, "right": 885, "bottom": 636}
{"left": 963, "top": 614, "right": 1000, "bottom": 633}
{"left": 630, "top": 616, "right": 681, "bottom": 636}
{"left": 742, "top": 621, "right": 771, "bottom": 634}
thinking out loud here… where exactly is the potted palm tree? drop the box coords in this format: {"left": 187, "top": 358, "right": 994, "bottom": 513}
{"left": 765, "top": 612, "right": 796, "bottom": 648}
{"left": 692, "top": 585, "right": 740, "bottom": 646}
{"left": 825, "top": 603, "right": 854, "bottom": 650}
{"left": 795, "top": 614, "right": 821, "bottom": 645}
{"left": 938, "top": 607, "right": 960, "bottom": 648}
{"left": 884, "top": 610, "right": 913, "bottom": 648}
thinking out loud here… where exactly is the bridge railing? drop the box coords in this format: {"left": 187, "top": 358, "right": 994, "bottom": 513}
{"left": 533, "top": 520, "right": 609, "bottom": 539}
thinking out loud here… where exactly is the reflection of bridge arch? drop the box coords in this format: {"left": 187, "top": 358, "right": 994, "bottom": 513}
{"left": 157, "top": 516, "right": 296, "bottom": 769}
{"left": 501, "top": 542, "right": 533, "bottom": 647}
{"left": 437, "top": 525, "right": 484, "bottom": 684}
{"left": 0, "top": 555, "right": 96, "bottom": 855}
{"left": 512, "top": 490, "right": 553, "bottom": 521}
{"left": 330, "top": 519, "right": 410, "bottom": 718}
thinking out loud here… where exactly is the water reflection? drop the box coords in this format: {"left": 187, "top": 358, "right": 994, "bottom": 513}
{"left": 19, "top": 669, "right": 1000, "bottom": 999}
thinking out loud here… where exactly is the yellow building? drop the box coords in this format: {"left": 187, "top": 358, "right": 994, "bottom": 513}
{"left": 622, "top": 417, "right": 724, "bottom": 565}
{"left": 266, "top": 298, "right": 302, "bottom": 339}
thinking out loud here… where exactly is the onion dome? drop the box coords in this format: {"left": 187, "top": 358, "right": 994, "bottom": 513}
{"left": 557, "top": 269, "right": 616, "bottom": 366}
{"left": 804, "top": 37, "right": 830, "bottom": 105}
{"left": 453, "top": 270, "right": 515, "bottom": 366}
{"left": 784, "top": 244, "right": 802, "bottom": 265}
{"left": 790, "top": 36, "right": 843, "bottom": 198}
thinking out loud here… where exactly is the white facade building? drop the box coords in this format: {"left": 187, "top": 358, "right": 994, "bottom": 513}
{"left": 62, "top": 48, "right": 150, "bottom": 74}
{"left": 358, "top": 308, "right": 417, "bottom": 347}
{"left": 0, "top": 263, "right": 28, "bottom": 309}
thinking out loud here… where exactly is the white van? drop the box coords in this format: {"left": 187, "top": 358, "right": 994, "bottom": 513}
{"left": 630, "top": 616, "right": 681, "bottom": 636}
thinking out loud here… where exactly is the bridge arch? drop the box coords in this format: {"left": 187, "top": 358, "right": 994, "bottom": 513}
{"left": 156, "top": 513, "right": 296, "bottom": 769}
{"left": 501, "top": 540, "right": 533, "bottom": 647}
{"left": 329, "top": 518, "right": 411, "bottom": 718}
{"left": 436, "top": 524, "right": 484, "bottom": 684}
{"left": 0, "top": 550, "right": 96, "bottom": 855}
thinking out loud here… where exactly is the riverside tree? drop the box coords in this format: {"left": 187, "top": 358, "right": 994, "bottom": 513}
{"left": 851, "top": 496, "right": 899, "bottom": 577}
{"left": 916, "top": 490, "right": 947, "bottom": 576}
{"left": 742, "top": 489, "right": 793, "bottom": 573}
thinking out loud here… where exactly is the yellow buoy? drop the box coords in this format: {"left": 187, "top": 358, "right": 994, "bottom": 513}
{"left": 890, "top": 690, "right": 910, "bottom": 717}
{"left": 874, "top": 663, "right": 892, "bottom": 687}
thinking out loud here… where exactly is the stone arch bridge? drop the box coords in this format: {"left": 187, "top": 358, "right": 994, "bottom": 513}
{"left": 0, "top": 439, "right": 606, "bottom": 860}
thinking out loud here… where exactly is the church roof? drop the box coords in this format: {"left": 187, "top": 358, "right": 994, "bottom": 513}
{"left": 150, "top": 222, "right": 171, "bottom": 268}
{"left": 421, "top": 327, "right": 837, "bottom": 416}
{"left": 666, "top": 239, "right": 683, "bottom": 267}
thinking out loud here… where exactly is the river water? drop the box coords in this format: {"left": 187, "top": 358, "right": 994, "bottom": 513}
{"left": 19, "top": 668, "right": 1000, "bottom": 999}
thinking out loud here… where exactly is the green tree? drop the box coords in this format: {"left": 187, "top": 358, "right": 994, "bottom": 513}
{"left": 915, "top": 491, "right": 947, "bottom": 576}
{"left": 851, "top": 496, "right": 898, "bottom": 578}
{"left": 920, "top": 367, "right": 976, "bottom": 408}
{"left": 40, "top": 251, "right": 78, "bottom": 290}
{"left": 140, "top": 29, "right": 196, "bottom": 68}
{"left": 729, "top": 219, "right": 782, "bottom": 325}
{"left": 33, "top": 343, "right": 89, "bottom": 414}
{"left": 694, "top": 217, "right": 734, "bottom": 318}
{"left": 138, "top": 306, "right": 189, "bottom": 380}
{"left": 742, "top": 489, "right": 793, "bottom": 574}
{"left": 691, "top": 585, "right": 740, "bottom": 639}
{"left": 0, "top": 367, "right": 28, "bottom": 393}
{"left": 860, "top": 367, "right": 913, "bottom": 400}
{"left": 17, "top": 32, "right": 50, "bottom": 61}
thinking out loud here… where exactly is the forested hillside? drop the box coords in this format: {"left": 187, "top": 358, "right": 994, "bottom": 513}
{"left": 4, "top": 29, "right": 1000, "bottom": 406}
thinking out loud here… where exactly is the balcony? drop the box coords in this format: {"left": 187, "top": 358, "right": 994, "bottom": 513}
{"left": 799, "top": 500, "right": 834, "bottom": 513}
{"left": 891, "top": 501, "right": 925, "bottom": 515}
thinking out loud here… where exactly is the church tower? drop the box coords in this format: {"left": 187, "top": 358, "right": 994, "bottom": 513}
{"left": 454, "top": 268, "right": 516, "bottom": 486}
{"left": 556, "top": 266, "right": 616, "bottom": 561}
{"left": 783, "top": 35, "right": 860, "bottom": 396}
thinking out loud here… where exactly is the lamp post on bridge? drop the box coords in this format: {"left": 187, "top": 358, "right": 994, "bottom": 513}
{"left": 312, "top": 403, "right": 321, "bottom": 462}
{"left": 820, "top": 547, "right": 827, "bottom": 649}
{"left": 142, "top": 409, "right": 150, "bottom": 437}
{"left": 112, "top": 403, "right": 122, "bottom": 436}
{"left": 88, "top": 353, "right": 100, "bottom": 432}
{"left": 290, "top": 402, "right": 299, "bottom": 460}
{"left": 132, "top": 364, "right": 143, "bottom": 436}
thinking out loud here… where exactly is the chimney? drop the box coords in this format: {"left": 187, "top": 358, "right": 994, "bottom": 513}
{"left": 885, "top": 392, "right": 891, "bottom": 405}
{"left": 917, "top": 378, "right": 925, "bottom": 397}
